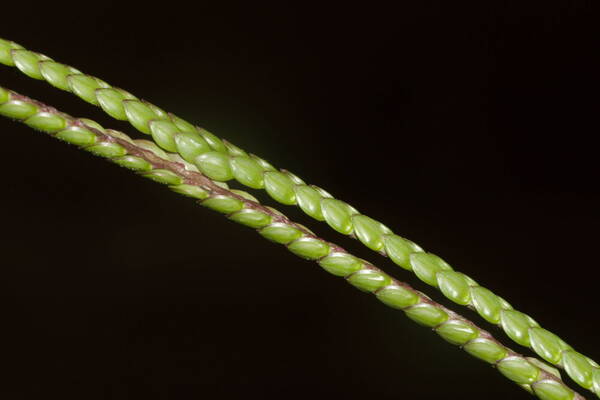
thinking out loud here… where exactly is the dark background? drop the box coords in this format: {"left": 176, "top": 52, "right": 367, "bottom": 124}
{"left": 1, "top": 2, "right": 599, "bottom": 399}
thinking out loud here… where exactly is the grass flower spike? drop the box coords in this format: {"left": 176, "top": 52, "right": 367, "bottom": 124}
{"left": 0, "top": 37, "right": 597, "bottom": 398}
{"left": 0, "top": 85, "right": 586, "bottom": 400}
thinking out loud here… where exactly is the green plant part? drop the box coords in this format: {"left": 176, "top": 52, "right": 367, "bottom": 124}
{"left": 1, "top": 37, "right": 597, "bottom": 397}
{"left": 0, "top": 87, "right": 584, "bottom": 400}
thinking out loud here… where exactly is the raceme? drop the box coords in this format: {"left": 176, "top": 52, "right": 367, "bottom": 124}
{"left": 0, "top": 37, "right": 597, "bottom": 397}
{"left": 0, "top": 86, "right": 585, "bottom": 400}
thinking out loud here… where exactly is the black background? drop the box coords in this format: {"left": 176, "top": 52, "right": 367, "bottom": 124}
{"left": 1, "top": 2, "right": 599, "bottom": 399}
